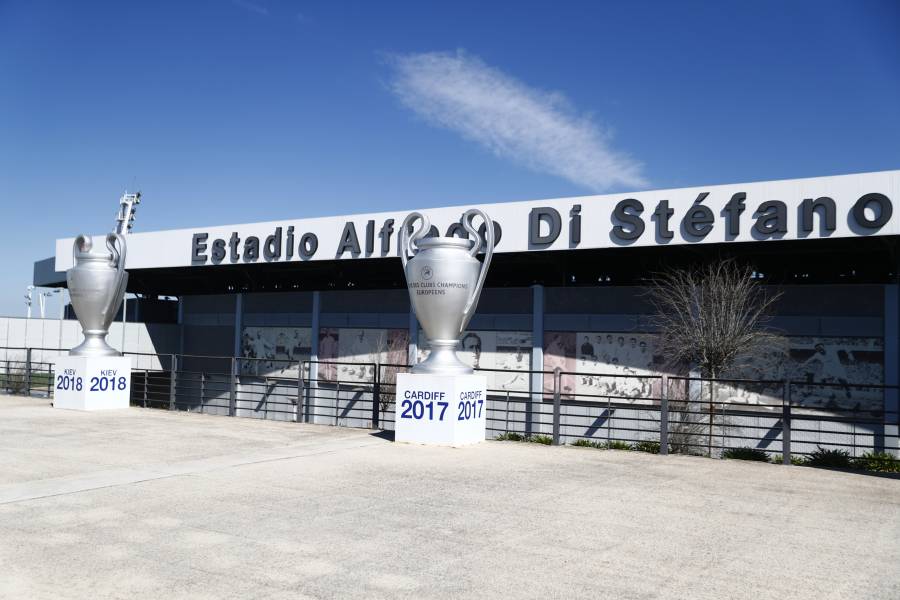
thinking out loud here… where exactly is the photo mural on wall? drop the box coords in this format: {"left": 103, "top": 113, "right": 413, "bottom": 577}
{"left": 725, "top": 336, "right": 884, "bottom": 411}
{"left": 541, "top": 331, "right": 885, "bottom": 411}
{"left": 417, "top": 330, "right": 532, "bottom": 395}
{"left": 332, "top": 328, "right": 408, "bottom": 384}
{"left": 241, "top": 326, "right": 408, "bottom": 384}
{"left": 240, "top": 327, "right": 311, "bottom": 377}
{"left": 543, "top": 332, "right": 663, "bottom": 400}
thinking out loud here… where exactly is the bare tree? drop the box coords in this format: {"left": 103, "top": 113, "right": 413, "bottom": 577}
{"left": 645, "top": 260, "right": 783, "bottom": 455}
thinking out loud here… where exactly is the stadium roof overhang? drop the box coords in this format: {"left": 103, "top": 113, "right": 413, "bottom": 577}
{"left": 34, "top": 169, "right": 900, "bottom": 295}
{"left": 34, "top": 235, "right": 899, "bottom": 296}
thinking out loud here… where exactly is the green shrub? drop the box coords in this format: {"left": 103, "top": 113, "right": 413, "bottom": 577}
{"left": 605, "top": 440, "right": 633, "bottom": 451}
{"left": 721, "top": 447, "right": 770, "bottom": 462}
{"left": 495, "top": 432, "right": 553, "bottom": 445}
{"left": 571, "top": 439, "right": 605, "bottom": 449}
{"left": 853, "top": 451, "right": 900, "bottom": 473}
{"left": 772, "top": 454, "right": 807, "bottom": 466}
{"left": 632, "top": 441, "right": 661, "bottom": 454}
{"left": 805, "top": 447, "right": 853, "bottom": 469}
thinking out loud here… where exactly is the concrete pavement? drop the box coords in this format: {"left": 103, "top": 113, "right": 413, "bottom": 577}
{"left": 1, "top": 394, "right": 898, "bottom": 599}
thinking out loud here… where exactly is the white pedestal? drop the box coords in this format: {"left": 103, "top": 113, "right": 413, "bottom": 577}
{"left": 52, "top": 356, "right": 132, "bottom": 411}
{"left": 394, "top": 373, "right": 486, "bottom": 446}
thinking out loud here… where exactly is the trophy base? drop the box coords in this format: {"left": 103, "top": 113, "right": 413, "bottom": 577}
{"left": 52, "top": 356, "right": 132, "bottom": 411}
{"left": 394, "top": 373, "right": 487, "bottom": 446}
{"left": 70, "top": 331, "right": 121, "bottom": 357}
{"left": 412, "top": 339, "right": 473, "bottom": 375}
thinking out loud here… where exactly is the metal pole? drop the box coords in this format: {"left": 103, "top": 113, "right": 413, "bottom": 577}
{"left": 200, "top": 372, "right": 206, "bottom": 414}
{"left": 25, "top": 348, "right": 32, "bottom": 396}
{"left": 121, "top": 295, "right": 127, "bottom": 353}
{"left": 335, "top": 381, "right": 341, "bottom": 426}
{"left": 143, "top": 369, "right": 148, "bottom": 408}
{"left": 660, "top": 375, "right": 669, "bottom": 455}
{"left": 58, "top": 289, "right": 65, "bottom": 350}
{"left": 607, "top": 395, "right": 612, "bottom": 446}
{"left": 168, "top": 354, "right": 177, "bottom": 410}
{"left": 505, "top": 390, "right": 510, "bottom": 433}
{"left": 372, "top": 362, "right": 381, "bottom": 429}
{"left": 295, "top": 362, "right": 302, "bottom": 423}
{"left": 230, "top": 357, "right": 237, "bottom": 417}
{"left": 552, "top": 367, "right": 561, "bottom": 445}
{"left": 782, "top": 380, "right": 792, "bottom": 465}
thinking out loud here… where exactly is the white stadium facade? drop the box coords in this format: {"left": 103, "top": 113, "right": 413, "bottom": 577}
{"left": 29, "top": 169, "right": 900, "bottom": 456}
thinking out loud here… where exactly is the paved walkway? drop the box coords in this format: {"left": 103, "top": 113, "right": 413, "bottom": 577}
{"left": 1, "top": 395, "right": 898, "bottom": 599}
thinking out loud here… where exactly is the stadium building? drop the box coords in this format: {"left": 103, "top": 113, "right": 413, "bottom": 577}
{"left": 28, "top": 169, "right": 900, "bottom": 454}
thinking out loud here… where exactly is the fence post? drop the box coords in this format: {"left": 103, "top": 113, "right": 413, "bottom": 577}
{"left": 552, "top": 367, "right": 562, "bottom": 445}
{"left": 143, "top": 369, "right": 148, "bottom": 408}
{"left": 168, "top": 354, "right": 177, "bottom": 410}
{"left": 229, "top": 357, "right": 237, "bottom": 417}
{"left": 25, "top": 348, "right": 32, "bottom": 396}
{"left": 660, "top": 375, "right": 669, "bottom": 455}
{"left": 372, "top": 362, "right": 381, "bottom": 430}
{"left": 200, "top": 372, "right": 206, "bottom": 414}
{"left": 335, "top": 381, "right": 341, "bottom": 426}
{"left": 295, "top": 363, "right": 303, "bottom": 423}
{"left": 782, "top": 380, "right": 792, "bottom": 465}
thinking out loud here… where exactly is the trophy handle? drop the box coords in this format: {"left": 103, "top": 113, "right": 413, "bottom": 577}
{"left": 72, "top": 234, "right": 92, "bottom": 265}
{"left": 106, "top": 233, "right": 127, "bottom": 274}
{"left": 399, "top": 212, "right": 430, "bottom": 270}
{"left": 460, "top": 209, "right": 494, "bottom": 331}
{"left": 103, "top": 233, "right": 128, "bottom": 319}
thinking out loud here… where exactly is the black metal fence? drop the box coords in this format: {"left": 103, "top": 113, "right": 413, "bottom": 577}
{"left": 2, "top": 346, "right": 897, "bottom": 460}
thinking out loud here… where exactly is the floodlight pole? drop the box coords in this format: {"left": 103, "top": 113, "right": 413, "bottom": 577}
{"left": 114, "top": 191, "right": 141, "bottom": 354}
{"left": 25, "top": 285, "right": 34, "bottom": 318}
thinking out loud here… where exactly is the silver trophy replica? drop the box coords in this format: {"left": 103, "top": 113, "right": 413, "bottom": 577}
{"left": 400, "top": 209, "right": 494, "bottom": 375}
{"left": 67, "top": 232, "right": 128, "bottom": 356}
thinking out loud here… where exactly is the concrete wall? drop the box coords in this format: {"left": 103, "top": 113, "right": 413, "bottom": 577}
{"left": 0, "top": 316, "right": 179, "bottom": 369}
{"left": 543, "top": 284, "right": 883, "bottom": 336}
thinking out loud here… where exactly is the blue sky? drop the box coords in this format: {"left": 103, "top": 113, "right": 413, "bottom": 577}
{"left": 1, "top": 0, "right": 899, "bottom": 316}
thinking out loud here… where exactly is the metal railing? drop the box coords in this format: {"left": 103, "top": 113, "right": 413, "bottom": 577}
{"left": 2, "top": 346, "right": 897, "bottom": 459}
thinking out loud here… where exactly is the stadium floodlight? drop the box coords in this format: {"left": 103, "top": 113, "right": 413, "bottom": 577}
{"left": 24, "top": 285, "right": 34, "bottom": 318}
{"left": 115, "top": 191, "right": 141, "bottom": 236}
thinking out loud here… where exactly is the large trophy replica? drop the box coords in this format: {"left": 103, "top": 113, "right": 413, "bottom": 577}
{"left": 53, "top": 193, "right": 139, "bottom": 410}
{"left": 394, "top": 209, "right": 494, "bottom": 445}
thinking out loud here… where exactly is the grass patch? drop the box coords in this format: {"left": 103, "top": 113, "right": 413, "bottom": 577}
{"left": 570, "top": 439, "right": 605, "bottom": 449}
{"left": 570, "top": 439, "right": 640, "bottom": 451}
{"left": 721, "top": 447, "right": 770, "bottom": 462}
{"left": 495, "top": 432, "right": 526, "bottom": 442}
{"left": 853, "top": 451, "right": 900, "bottom": 473}
{"left": 495, "top": 432, "right": 553, "bottom": 445}
{"left": 772, "top": 454, "right": 807, "bottom": 466}
{"left": 632, "top": 441, "right": 661, "bottom": 454}
{"left": 605, "top": 440, "right": 633, "bottom": 451}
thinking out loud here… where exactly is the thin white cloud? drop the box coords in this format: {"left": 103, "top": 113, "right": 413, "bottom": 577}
{"left": 232, "top": 0, "right": 268, "bottom": 16}
{"left": 385, "top": 50, "right": 647, "bottom": 192}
